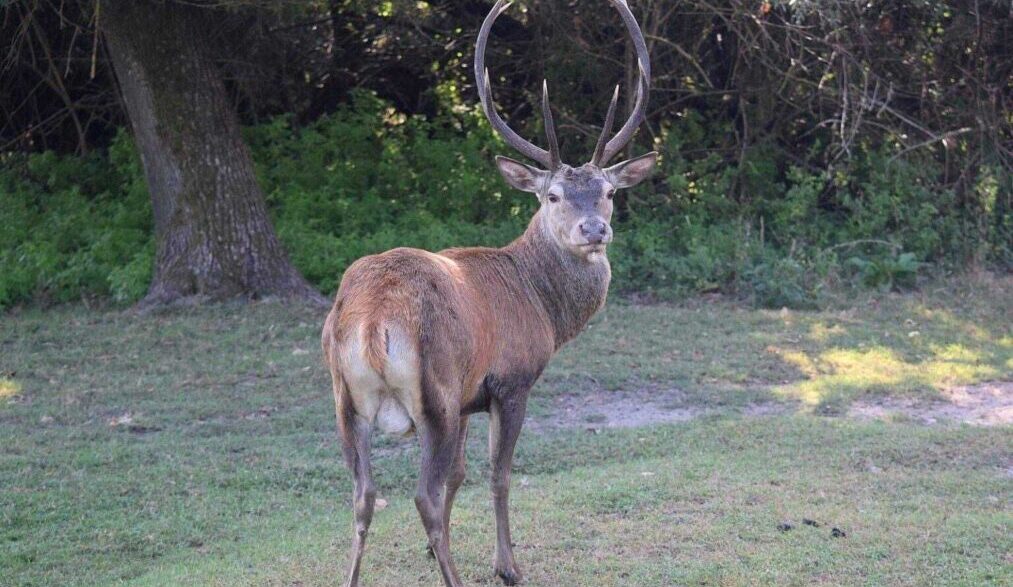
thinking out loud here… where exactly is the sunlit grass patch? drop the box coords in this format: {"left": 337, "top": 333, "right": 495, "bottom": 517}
{"left": 0, "top": 377, "right": 22, "bottom": 401}
{"left": 544, "top": 275, "right": 1011, "bottom": 413}
{"left": 770, "top": 345, "right": 1002, "bottom": 406}
{"left": 914, "top": 305, "right": 997, "bottom": 344}
{"left": 763, "top": 288, "right": 1011, "bottom": 408}
{"left": 807, "top": 321, "right": 848, "bottom": 343}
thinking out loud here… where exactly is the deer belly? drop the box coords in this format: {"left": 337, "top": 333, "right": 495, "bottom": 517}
{"left": 376, "top": 395, "right": 414, "bottom": 436}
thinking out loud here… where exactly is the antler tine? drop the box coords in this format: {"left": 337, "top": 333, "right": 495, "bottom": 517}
{"left": 542, "top": 80, "right": 561, "bottom": 170}
{"left": 475, "top": 0, "right": 553, "bottom": 168}
{"left": 598, "top": 0, "right": 652, "bottom": 165}
{"left": 592, "top": 84, "right": 621, "bottom": 166}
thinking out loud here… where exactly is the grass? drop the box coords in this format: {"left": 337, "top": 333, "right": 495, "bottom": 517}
{"left": 547, "top": 274, "right": 1011, "bottom": 410}
{"left": 1, "top": 276, "right": 1010, "bottom": 586}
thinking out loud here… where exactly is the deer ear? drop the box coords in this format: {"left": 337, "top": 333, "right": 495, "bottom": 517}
{"left": 496, "top": 156, "right": 548, "bottom": 194}
{"left": 605, "top": 151, "right": 658, "bottom": 189}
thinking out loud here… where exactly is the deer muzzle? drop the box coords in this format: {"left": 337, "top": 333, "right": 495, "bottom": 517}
{"left": 578, "top": 218, "right": 612, "bottom": 246}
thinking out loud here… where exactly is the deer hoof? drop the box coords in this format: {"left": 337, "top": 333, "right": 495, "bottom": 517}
{"left": 496, "top": 567, "right": 522, "bottom": 585}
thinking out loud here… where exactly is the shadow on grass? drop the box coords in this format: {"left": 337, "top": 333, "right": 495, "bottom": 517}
{"left": 765, "top": 296, "right": 1010, "bottom": 413}
{"left": 545, "top": 274, "right": 1011, "bottom": 417}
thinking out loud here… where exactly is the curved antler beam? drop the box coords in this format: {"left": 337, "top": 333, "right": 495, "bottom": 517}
{"left": 597, "top": 0, "right": 652, "bottom": 165}
{"left": 476, "top": 0, "right": 651, "bottom": 169}
{"left": 475, "top": 0, "right": 557, "bottom": 169}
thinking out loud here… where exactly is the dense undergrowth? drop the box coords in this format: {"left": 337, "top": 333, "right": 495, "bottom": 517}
{"left": 1, "top": 93, "right": 1008, "bottom": 310}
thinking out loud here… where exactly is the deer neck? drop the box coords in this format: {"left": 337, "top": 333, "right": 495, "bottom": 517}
{"left": 506, "top": 210, "right": 611, "bottom": 348}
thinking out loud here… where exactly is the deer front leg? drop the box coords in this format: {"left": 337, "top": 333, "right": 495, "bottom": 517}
{"left": 489, "top": 396, "right": 527, "bottom": 585}
{"left": 415, "top": 415, "right": 465, "bottom": 587}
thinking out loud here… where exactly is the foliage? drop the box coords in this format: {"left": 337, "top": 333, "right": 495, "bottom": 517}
{"left": 743, "top": 257, "right": 820, "bottom": 310}
{"left": 244, "top": 93, "right": 528, "bottom": 294}
{"left": 0, "top": 134, "right": 152, "bottom": 307}
{"left": 2, "top": 0, "right": 1010, "bottom": 309}
{"left": 846, "top": 252, "right": 921, "bottom": 291}
{"left": 0, "top": 92, "right": 1006, "bottom": 309}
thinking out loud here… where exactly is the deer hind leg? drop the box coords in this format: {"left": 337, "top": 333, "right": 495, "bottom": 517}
{"left": 426, "top": 415, "right": 469, "bottom": 560}
{"left": 414, "top": 396, "right": 465, "bottom": 587}
{"left": 444, "top": 416, "right": 470, "bottom": 545}
{"left": 489, "top": 396, "right": 528, "bottom": 586}
{"left": 335, "top": 377, "right": 376, "bottom": 587}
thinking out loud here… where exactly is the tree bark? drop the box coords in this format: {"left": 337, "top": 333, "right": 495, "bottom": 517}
{"left": 101, "top": 0, "right": 326, "bottom": 307}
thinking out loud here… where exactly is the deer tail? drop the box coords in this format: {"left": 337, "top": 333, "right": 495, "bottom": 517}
{"left": 362, "top": 320, "right": 388, "bottom": 375}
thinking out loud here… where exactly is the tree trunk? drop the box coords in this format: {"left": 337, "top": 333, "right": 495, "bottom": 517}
{"left": 102, "top": 0, "right": 326, "bottom": 307}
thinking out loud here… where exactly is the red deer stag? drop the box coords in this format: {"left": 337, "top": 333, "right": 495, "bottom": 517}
{"left": 321, "top": 1, "right": 654, "bottom": 585}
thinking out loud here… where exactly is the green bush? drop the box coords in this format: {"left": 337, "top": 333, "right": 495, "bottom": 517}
{"left": 0, "top": 135, "right": 152, "bottom": 307}
{"left": 846, "top": 252, "right": 921, "bottom": 291}
{"left": 245, "top": 93, "right": 528, "bottom": 294}
{"left": 742, "top": 256, "right": 820, "bottom": 310}
{"left": 0, "top": 93, "right": 1003, "bottom": 309}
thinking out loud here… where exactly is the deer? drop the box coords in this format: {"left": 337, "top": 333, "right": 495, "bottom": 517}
{"left": 321, "top": 1, "right": 654, "bottom": 585}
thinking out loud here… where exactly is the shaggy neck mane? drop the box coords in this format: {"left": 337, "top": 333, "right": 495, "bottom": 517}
{"left": 504, "top": 210, "right": 611, "bottom": 348}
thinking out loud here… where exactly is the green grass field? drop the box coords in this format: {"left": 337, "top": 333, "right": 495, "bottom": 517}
{"left": 2, "top": 276, "right": 1011, "bottom": 586}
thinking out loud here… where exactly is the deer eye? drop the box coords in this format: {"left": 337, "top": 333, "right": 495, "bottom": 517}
{"left": 606, "top": 188, "right": 616, "bottom": 200}
{"left": 547, "top": 188, "right": 563, "bottom": 203}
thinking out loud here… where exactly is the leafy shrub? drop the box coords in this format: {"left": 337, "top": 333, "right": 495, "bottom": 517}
{"left": 0, "top": 135, "right": 152, "bottom": 307}
{"left": 846, "top": 252, "right": 922, "bottom": 291}
{"left": 0, "top": 93, "right": 1003, "bottom": 309}
{"left": 742, "top": 257, "right": 820, "bottom": 310}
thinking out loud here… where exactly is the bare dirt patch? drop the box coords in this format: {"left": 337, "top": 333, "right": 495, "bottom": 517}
{"left": 529, "top": 380, "right": 1013, "bottom": 432}
{"left": 848, "top": 381, "right": 1013, "bottom": 426}
{"left": 529, "top": 386, "right": 761, "bottom": 431}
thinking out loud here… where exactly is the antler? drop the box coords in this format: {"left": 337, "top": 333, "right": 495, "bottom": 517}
{"left": 475, "top": 0, "right": 560, "bottom": 169}
{"left": 591, "top": 85, "right": 621, "bottom": 166}
{"left": 542, "top": 80, "right": 561, "bottom": 170}
{"left": 475, "top": 0, "right": 650, "bottom": 169}
{"left": 594, "top": 0, "right": 652, "bottom": 166}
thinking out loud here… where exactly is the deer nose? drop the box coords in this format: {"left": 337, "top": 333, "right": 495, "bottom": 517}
{"left": 579, "top": 219, "right": 609, "bottom": 244}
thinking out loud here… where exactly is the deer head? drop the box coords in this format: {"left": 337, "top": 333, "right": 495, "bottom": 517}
{"left": 476, "top": 0, "right": 657, "bottom": 259}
